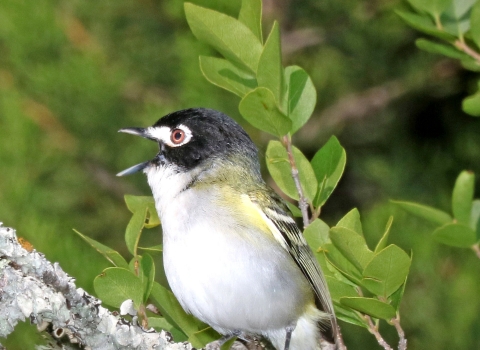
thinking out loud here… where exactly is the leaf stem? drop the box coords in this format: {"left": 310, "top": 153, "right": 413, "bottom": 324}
{"left": 454, "top": 40, "right": 480, "bottom": 64}
{"left": 472, "top": 243, "right": 480, "bottom": 259}
{"left": 282, "top": 134, "right": 310, "bottom": 227}
{"left": 433, "top": 13, "right": 442, "bottom": 30}
{"left": 138, "top": 303, "right": 149, "bottom": 329}
{"left": 391, "top": 316, "right": 407, "bottom": 350}
{"left": 282, "top": 134, "right": 348, "bottom": 349}
{"left": 364, "top": 315, "right": 394, "bottom": 350}
{"left": 335, "top": 323, "right": 348, "bottom": 350}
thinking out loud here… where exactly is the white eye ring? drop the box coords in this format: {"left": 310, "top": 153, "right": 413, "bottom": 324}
{"left": 170, "top": 128, "right": 186, "bottom": 144}
{"left": 166, "top": 124, "right": 192, "bottom": 147}
{"left": 146, "top": 124, "right": 192, "bottom": 147}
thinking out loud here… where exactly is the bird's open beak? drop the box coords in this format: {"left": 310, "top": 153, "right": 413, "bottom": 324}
{"left": 117, "top": 127, "right": 157, "bottom": 177}
{"left": 118, "top": 127, "right": 158, "bottom": 141}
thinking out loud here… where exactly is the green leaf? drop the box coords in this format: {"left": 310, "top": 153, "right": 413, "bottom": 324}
{"left": 329, "top": 227, "right": 374, "bottom": 272}
{"left": 220, "top": 336, "right": 237, "bottom": 350}
{"left": 470, "top": 1, "right": 480, "bottom": 48}
{"left": 452, "top": 170, "right": 475, "bottom": 224}
{"left": 199, "top": 56, "right": 256, "bottom": 98}
{"left": 460, "top": 57, "right": 480, "bottom": 72}
{"left": 389, "top": 267, "right": 410, "bottom": 312}
{"left": 396, "top": 10, "right": 457, "bottom": 41}
{"left": 124, "top": 195, "right": 160, "bottom": 228}
{"left": 238, "top": 0, "right": 262, "bottom": 42}
{"left": 74, "top": 229, "right": 129, "bottom": 269}
{"left": 294, "top": 150, "right": 318, "bottom": 203}
{"left": 362, "top": 245, "right": 411, "bottom": 298}
{"left": 304, "top": 219, "right": 331, "bottom": 251}
{"left": 415, "top": 38, "right": 469, "bottom": 59}
{"left": 265, "top": 140, "right": 317, "bottom": 201}
{"left": 125, "top": 195, "right": 153, "bottom": 213}
{"left": 462, "top": 87, "right": 480, "bottom": 116}
{"left": 311, "top": 136, "right": 346, "bottom": 207}
{"left": 324, "top": 254, "right": 358, "bottom": 285}
{"left": 432, "top": 222, "right": 477, "bottom": 247}
{"left": 391, "top": 200, "right": 452, "bottom": 225}
{"left": 326, "top": 275, "right": 359, "bottom": 303}
{"left": 125, "top": 207, "right": 148, "bottom": 256}
{"left": 141, "top": 253, "right": 155, "bottom": 302}
{"left": 336, "top": 208, "right": 363, "bottom": 237}
{"left": 285, "top": 201, "right": 302, "bottom": 217}
{"left": 94, "top": 267, "right": 144, "bottom": 308}
{"left": 129, "top": 256, "right": 140, "bottom": 275}
{"left": 188, "top": 327, "right": 220, "bottom": 348}
{"left": 470, "top": 200, "right": 480, "bottom": 240}
{"left": 184, "top": 3, "right": 262, "bottom": 73}
{"left": 407, "top": 0, "right": 452, "bottom": 16}
{"left": 340, "top": 297, "right": 396, "bottom": 320}
{"left": 138, "top": 245, "right": 163, "bottom": 254}
{"left": 375, "top": 216, "right": 393, "bottom": 253}
{"left": 257, "top": 21, "right": 283, "bottom": 104}
{"left": 239, "top": 87, "right": 292, "bottom": 136}
{"left": 283, "top": 66, "right": 317, "bottom": 134}
{"left": 324, "top": 243, "right": 363, "bottom": 285}
{"left": 335, "top": 305, "right": 368, "bottom": 328}
{"left": 150, "top": 282, "right": 207, "bottom": 348}
{"left": 148, "top": 317, "right": 187, "bottom": 342}
{"left": 316, "top": 251, "right": 336, "bottom": 278}
{"left": 442, "top": 0, "right": 476, "bottom": 36}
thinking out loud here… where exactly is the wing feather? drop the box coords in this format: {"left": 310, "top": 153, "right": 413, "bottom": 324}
{"left": 249, "top": 192, "right": 337, "bottom": 343}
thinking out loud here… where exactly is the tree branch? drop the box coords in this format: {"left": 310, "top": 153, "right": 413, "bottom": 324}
{"left": 282, "top": 134, "right": 310, "bottom": 228}
{"left": 0, "top": 223, "right": 189, "bottom": 350}
{"left": 364, "top": 316, "right": 393, "bottom": 350}
{"left": 391, "top": 316, "right": 407, "bottom": 350}
{"left": 334, "top": 323, "right": 348, "bottom": 350}
{"left": 281, "top": 135, "right": 349, "bottom": 349}
{"left": 454, "top": 40, "right": 480, "bottom": 64}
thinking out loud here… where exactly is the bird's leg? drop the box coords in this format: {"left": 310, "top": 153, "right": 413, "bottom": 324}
{"left": 284, "top": 325, "right": 296, "bottom": 350}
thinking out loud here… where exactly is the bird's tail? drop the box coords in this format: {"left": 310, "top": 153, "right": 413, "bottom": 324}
{"left": 265, "top": 305, "right": 337, "bottom": 350}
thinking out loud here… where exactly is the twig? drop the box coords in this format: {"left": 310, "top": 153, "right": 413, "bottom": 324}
{"left": 472, "top": 243, "right": 480, "bottom": 259}
{"left": 296, "top": 80, "right": 406, "bottom": 142}
{"left": 454, "top": 40, "right": 480, "bottom": 64}
{"left": 281, "top": 135, "right": 348, "bottom": 349}
{"left": 281, "top": 28, "right": 324, "bottom": 55}
{"left": 335, "top": 323, "right": 348, "bottom": 350}
{"left": 357, "top": 290, "right": 394, "bottom": 350}
{"left": 282, "top": 134, "right": 310, "bottom": 228}
{"left": 391, "top": 316, "right": 407, "bottom": 350}
{"left": 364, "top": 315, "right": 393, "bottom": 350}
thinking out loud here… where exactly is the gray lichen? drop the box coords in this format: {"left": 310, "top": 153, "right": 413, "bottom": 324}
{"left": 0, "top": 223, "right": 193, "bottom": 350}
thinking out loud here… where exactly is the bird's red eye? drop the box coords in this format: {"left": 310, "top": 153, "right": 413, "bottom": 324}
{"left": 171, "top": 129, "right": 186, "bottom": 144}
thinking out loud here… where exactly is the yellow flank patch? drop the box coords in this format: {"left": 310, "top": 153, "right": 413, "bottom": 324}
{"left": 208, "top": 185, "right": 289, "bottom": 250}
{"left": 238, "top": 193, "right": 289, "bottom": 250}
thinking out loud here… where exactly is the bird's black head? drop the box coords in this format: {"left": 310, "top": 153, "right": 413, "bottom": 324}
{"left": 117, "top": 108, "right": 259, "bottom": 176}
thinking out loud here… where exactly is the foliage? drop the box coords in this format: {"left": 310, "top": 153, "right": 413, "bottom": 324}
{"left": 184, "top": 2, "right": 411, "bottom": 346}
{"left": 398, "top": 0, "right": 480, "bottom": 116}
{"left": 394, "top": 170, "right": 480, "bottom": 252}
{"left": 1, "top": 0, "right": 480, "bottom": 348}
{"left": 76, "top": 196, "right": 214, "bottom": 348}
{"left": 78, "top": 1, "right": 412, "bottom": 348}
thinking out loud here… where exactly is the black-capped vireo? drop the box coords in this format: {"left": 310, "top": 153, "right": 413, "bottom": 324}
{"left": 118, "top": 108, "right": 338, "bottom": 350}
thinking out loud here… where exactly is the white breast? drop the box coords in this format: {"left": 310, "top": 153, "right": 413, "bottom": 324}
{"left": 145, "top": 164, "right": 312, "bottom": 335}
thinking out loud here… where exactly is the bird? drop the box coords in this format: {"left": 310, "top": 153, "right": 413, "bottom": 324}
{"left": 117, "top": 108, "right": 337, "bottom": 350}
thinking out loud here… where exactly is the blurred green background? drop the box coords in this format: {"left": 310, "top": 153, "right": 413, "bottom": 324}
{"left": 1, "top": 0, "right": 479, "bottom": 348}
